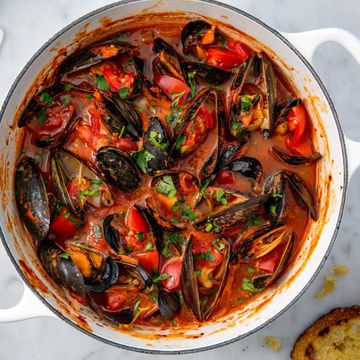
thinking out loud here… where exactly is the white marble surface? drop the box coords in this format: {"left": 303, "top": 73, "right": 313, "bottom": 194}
{"left": 0, "top": 0, "right": 360, "bottom": 359}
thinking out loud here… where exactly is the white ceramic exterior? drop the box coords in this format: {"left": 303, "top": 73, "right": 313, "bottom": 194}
{"left": 0, "top": 0, "right": 360, "bottom": 354}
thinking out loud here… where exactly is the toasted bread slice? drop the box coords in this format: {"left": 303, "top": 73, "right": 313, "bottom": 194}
{"left": 291, "top": 306, "right": 360, "bottom": 360}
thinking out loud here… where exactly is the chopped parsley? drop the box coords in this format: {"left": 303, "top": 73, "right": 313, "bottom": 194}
{"left": 150, "top": 130, "right": 168, "bottom": 149}
{"left": 246, "top": 267, "right": 256, "bottom": 274}
{"left": 61, "top": 94, "right": 72, "bottom": 105}
{"left": 165, "top": 113, "right": 174, "bottom": 123}
{"left": 194, "top": 270, "right": 201, "bottom": 277}
{"left": 212, "top": 238, "right": 226, "bottom": 251}
{"left": 37, "top": 108, "right": 47, "bottom": 125}
{"left": 205, "top": 223, "right": 213, "bottom": 232}
{"left": 119, "top": 87, "right": 129, "bottom": 100}
{"left": 175, "top": 135, "right": 186, "bottom": 150}
{"left": 194, "top": 249, "right": 215, "bottom": 263}
{"left": 270, "top": 204, "right": 277, "bottom": 216}
{"left": 214, "top": 189, "right": 229, "bottom": 205}
{"left": 152, "top": 273, "right": 171, "bottom": 283}
{"left": 96, "top": 75, "right": 110, "bottom": 91}
{"left": 39, "top": 92, "right": 54, "bottom": 105}
{"left": 187, "top": 71, "right": 197, "bottom": 98}
{"left": 155, "top": 175, "right": 177, "bottom": 198}
{"left": 93, "top": 224, "right": 102, "bottom": 239}
{"left": 131, "top": 149, "right": 154, "bottom": 173}
{"left": 144, "top": 242, "right": 153, "bottom": 251}
{"left": 137, "top": 232, "right": 144, "bottom": 241}
{"left": 59, "top": 252, "right": 72, "bottom": 259}
{"left": 200, "top": 178, "right": 211, "bottom": 197}
{"left": 171, "top": 199, "right": 198, "bottom": 222}
{"left": 214, "top": 85, "right": 222, "bottom": 92}
{"left": 246, "top": 214, "right": 263, "bottom": 227}
{"left": 90, "top": 179, "right": 102, "bottom": 188}
{"left": 163, "top": 232, "right": 187, "bottom": 249}
{"left": 241, "top": 95, "right": 251, "bottom": 113}
{"left": 85, "top": 94, "right": 93, "bottom": 100}
{"left": 118, "top": 125, "right": 125, "bottom": 138}
{"left": 241, "top": 277, "right": 256, "bottom": 292}
{"left": 171, "top": 90, "right": 186, "bottom": 109}
{"left": 78, "top": 189, "right": 99, "bottom": 200}
{"left": 64, "top": 84, "right": 73, "bottom": 91}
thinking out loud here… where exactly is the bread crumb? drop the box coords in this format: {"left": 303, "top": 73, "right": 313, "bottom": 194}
{"left": 315, "top": 276, "right": 336, "bottom": 299}
{"left": 265, "top": 336, "right": 282, "bottom": 352}
{"left": 331, "top": 264, "right": 349, "bottom": 276}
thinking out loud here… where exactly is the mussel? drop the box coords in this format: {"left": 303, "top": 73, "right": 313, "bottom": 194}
{"left": 273, "top": 98, "right": 301, "bottom": 134}
{"left": 102, "top": 95, "right": 143, "bottom": 140}
{"left": 16, "top": 158, "right": 50, "bottom": 242}
{"left": 181, "top": 234, "right": 229, "bottom": 321}
{"left": 264, "top": 171, "right": 286, "bottom": 225}
{"left": 170, "top": 87, "right": 219, "bottom": 180}
{"left": 51, "top": 150, "right": 114, "bottom": 218}
{"left": 223, "top": 156, "right": 263, "bottom": 184}
{"left": 39, "top": 239, "right": 85, "bottom": 296}
{"left": 96, "top": 146, "right": 142, "bottom": 192}
{"left": 148, "top": 171, "right": 200, "bottom": 229}
{"left": 182, "top": 62, "right": 231, "bottom": 85}
{"left": 271, "top": 147, "right": 322, "bottom": 165}
{"left": 143, "top": 117, "right": 170, "bottom": 174}
{"left": 59, "top": 41, "right": 134, "bottom": 75}
{"left": 195, "top": 194, "right": 269, "bottom": 232}
{"left": 158, "top": 290, "right": 181, "bottom": 320}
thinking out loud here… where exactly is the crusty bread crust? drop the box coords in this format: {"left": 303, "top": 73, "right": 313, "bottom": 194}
{"left": 291, "top": 306, "right": 360, "bottom": 360}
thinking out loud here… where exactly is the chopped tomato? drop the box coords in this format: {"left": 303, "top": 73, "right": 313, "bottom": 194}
{"left": 154, "top": 75, "right": 190, "bottom": 105}
{"left": 126, "top": 207, "right": 149, "bottom": 233}
{"left": 216, "top": 170, "right": 235, "bottom": 185}
{"left": 206, "top": 46, "right": 249, "bottom": 70}
{"left": 106, "top": 290, "right": 127, "bottom": 311}
{"left": 228, "top": 41, "right": 251, "bottom": 62}
{"left": 286, "top": 104, "right": 312, "bottom": 156}
{"left": 49, "top": 207, "right": 82, "bottom": 241}
{"left": 254, "top": 241, "right": 287, "bottom": 274}
{"left": 160, "top": 256, "right": 182, "bottom": 290}
{"left": 135, "top": 251, "right": 159, "bottom": 273}
{"left": 103, "top": 62, "right": 135, "bottom": 92}
{"left": 192, "top": 236, "right": 223, "bottom": 269}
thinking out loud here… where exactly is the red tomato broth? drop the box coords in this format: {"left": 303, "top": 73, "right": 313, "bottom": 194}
{"left": 16, "top": 16, "right": 318, "bottom": 329}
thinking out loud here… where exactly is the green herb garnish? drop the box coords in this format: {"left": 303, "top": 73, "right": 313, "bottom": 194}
{"left": 39, "top": 92, "right": 53, "bottom": 105}
{"left": 144, "top": 242, "right": 153, "bottom": 251}
{"left": 131, "top": 149, "right": 154, "bottom": 173}
{"left": 96, "top": 75, "right": 110, "bottom": 91}
{"left": 155, "top": 175, "right": 177, "bottom": 198}
{"left": 194, "top": 249, "right": 215, "bottom": 263}
{"left": 153, "top": 273, "right": 171, "bottom": 283}
{"left": 187, "top": 71, "right": 197, "bottom": 98}
{"left": 150, "top": 130, "right": 168, "bottom": 149}
{"left": 119, "top": 87, "right": 129, "bottom": 100}
{"left": 241, "top": 95, "right": 251, "bottom": 113}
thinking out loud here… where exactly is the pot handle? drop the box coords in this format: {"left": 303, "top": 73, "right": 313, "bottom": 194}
{"left": 0, "top": 245, "right": 55, "bottom": 322}
{"left": 282, "top": 28, "right": 360, "bottom": 178}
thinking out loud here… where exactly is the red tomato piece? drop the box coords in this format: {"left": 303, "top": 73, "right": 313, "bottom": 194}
{"left": 160, "top": 256, "right": 182, "bottom": 290}
{"left": 126, "top": 207, "right": 150, "bottom": 233}
{"left": 106, "top": 290, "right": 127, "bottom": 311}
{"left": 135, "top": 251, "right": 159, "bottom": 273}
{"left": 103, "top": 62, "right": 135, "bottom": 92}
{"left": 154, "top": 75, "right": 190, "bottom": 105}
{"left": 228, "top": 41, "right": 251, "bottom": 62}
{"left": 216, "top": 170, "right": 235, "bottom": 185}
{"left": 206, "top": 47, "right": 248, "bottom": 70}
{"left": 254, "top": 242, "right": 287, "bottom": 274}
{"left": 49, "top": 207, "right": 81, "bottom": 241}
{"left": 192, "top": 236, "right": 223, "bottom": 269}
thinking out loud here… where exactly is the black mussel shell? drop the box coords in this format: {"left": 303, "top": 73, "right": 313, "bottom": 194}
{"left": 103, "top": 95, "right": 143, "bottom": 140}
{"left": 158, "top": 290, "right": 180, "bottom": 320}
{"left": 39, "top": 240, "right": 85, "bottom": 296}
{"left": 271, "top": 147, "right": 322, "bottom": 165}
{"left": 183, "top": 62, "right": 231, "bottom": 85}
{"left": 16, "top": 158, "right": 50, "bottom": 242}
{"left": 96, "top": 147, "right": 141, "bottom": 192}
{"left": 224, "top": 156, "right": 263, "bottom": 183}
{"left": 103, "top": 214, "right": 124, "bottom": 254}
{"left": 264, "top": 171, "right": 285, "bottom": 225}
{"left": 143, "top": 117, "right": 170, "bottom": 174}
{"left": 59, "top": 42, "right": 134, "bottom": 75}
{"left": 274, "top": 98, "right": 301, "bottom": 125}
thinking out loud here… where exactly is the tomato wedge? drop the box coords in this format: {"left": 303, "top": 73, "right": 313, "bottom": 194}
{"left": 103, "top": 62, "right": 135, "bottom": 92}
{"left": 206, "top": 45, "right": 249, "bottom": 70}
{"left": 228, "top": 41, "right": 251, "bottom": 62}
{"left": 254, "top": 241, "right": 287, "bottom": 274}
{"left": 126, "top": 207, "right": 150, "bottom": 233}
{"left": 49, "top": 207, "right": 82, "bottom": 241}
{"left": 154, "top": 75, "right": 190, "bottom": 105}
{"left": 135, "top": 251, "right": 159, "bottom": 273}
{"left": 192, "top": 236, "right": 223, "bottom": 269}
{"left": 286, "top": 104, "right": 312, "bottom": 156}
{"left": 160, "top": 256, "right": 182, "bottom": 290}
{"left": 216, "top": 170, "right": 235, "bottom": 185}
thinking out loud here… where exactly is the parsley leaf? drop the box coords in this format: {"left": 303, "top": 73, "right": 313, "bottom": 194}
{"left": 214, "top": 189, "right": 229, "bottom": 205}
{"left": 119, "top": 87, "right": 129, "bottom": 100}
{"left": 59, "top": 252, "right": 72, "bottom": 259}
{"left": 171, "top": 90, "right": 186, "bottom": 109}
{"left": 241, "top": 95, "right": 251, "bottom": 113}
{"left": 187, "top": 71, "right": 197, "bottom": 98}
{"left": 194, "top": 249, "right": 215, "bottom": 263}
{"left": 93, "top": 224, "right": 102, "bottom": 239}
{"left": 64, "top": 84, "right": 73, "bottom": 91}
{"left": 175, "top": 135, "right": 186, "bottom": 150}
{"left": 171, "top": 199, "right": 198, "bottom": 222}
{"left": 96, "top": 75, "right": 110, "bottom": 91}
{"left": 37, "top": 108, "right": 47, "bottom": 125}
{"left": 150, "top": 130, "right": 168, "bottom": 149}
{"left": 156, "top": 175, "right": 177, "bottom": 198}
{"left": 90, "top": 179, "right": 102, "bottom": 188}
{"left": 137, "top": 232, "right": 144, "bottom": 241}
{"left": 152, "top": 273, "right": 171, "bottom": 283}
{"left": 246, "top": 214, "right": 263, "bottom": 227}
{"left": 131, "top": 149, "right": 154, "bottom": 173}
{"left": 144, "top": 242, "right": 153, "bottom": 251}
{"left": 39, "top": 92, "right": 53, "bottom": 105}
{"left": 78, "top": 189, "right": 99, "bottom": 200}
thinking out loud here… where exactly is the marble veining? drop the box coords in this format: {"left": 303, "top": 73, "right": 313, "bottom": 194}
{"left": 0, "top": 0, "right": 359, "bottom": 359}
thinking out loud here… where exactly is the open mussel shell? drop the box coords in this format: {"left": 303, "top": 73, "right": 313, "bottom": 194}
{"left": 195, "top": 193, "right": 269, "bottom": 232}
{"left": 224, "top": 156, "right": 263, "bottom": 184}
{"left": 271, "top": 147, "right": 322, "bottom": 166}
{"left": 181, "top": 20, "right": 220, "bottom": 55}
{"left": 264, "top": 171, "right": 285, "bottom": 225}
{"left": 274, "top": 98, "right": 301, "bottom": 127}
{"left": 103, "top": 214, "right": 125, "bottom": 254}
{"left": 182, "top": 62, "right": 231, "bottom": 85}
{"left": 116, "top": 261, "right": 153, "bottom": 289}
{"left": 181, "top": 236, "right": 229, "bottom": 321}
{"left": 51, "top": 150, "right": 114, "bottom": 218}
{"left": 59, "top": 42, "right": 134, "bottom": 75}
{"left": 283, "top": 170, "right": 318, "bottom": 221}
{"left": 96, "top": 146, "right": 142, "bottom": 192}
{"left": 143, "top": 117, "right": 170, "bottom": 174}
{"left": 102, "top": 95, "right": 143, "bottom": 140}
{"left": 39, "top": 239, "right": 85, "bottom": 296}
{"left": 158, "top": 290, "right": 181, "bottom": 320}
{"left": 87, "top": 292, "right": 133, "bottom": 325}
{"left": 15, "top": 158, "right": 50, "bottom": 242}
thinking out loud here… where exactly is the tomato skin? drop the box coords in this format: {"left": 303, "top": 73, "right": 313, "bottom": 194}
{"left": 49, "top": 207, "right": 81, "bottom": 241}
{"left": 206, "top": 46, "right": 249, "bottom": 69}
{"left": 192, "top": 236, "right": 223, "bottom": 269}
{"left": 216, "top": 170, "right": 235, "bottom": 185}
{"left": 154, "top": 75, "right": 190, "bottom": 105}
{"left": 286, "top": 104, "right": 312, "bottom": 156}
{"left": 126, "top": 207, "right": 150, "bottom": 233}
{"left": 160, "top": 256, "right": 182, "bottom": 290}
{"left": 106, "top": 291, "right": 127, "bottom": 311}
{"left": 135, "top": 251, "right": 159, "bottom": 273}
{"left": 254, "top": 242, "right": 286, "bottom": 274}
{"left": 228, "top": 41, "right": 251, "bottom": 62}
{"left": 102, "top": 62, "right": 135, "bottom": 92}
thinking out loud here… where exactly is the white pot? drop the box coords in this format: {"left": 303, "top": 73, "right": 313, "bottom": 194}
{"left": 1, "top": 0, "right": 360, "bottom": 354}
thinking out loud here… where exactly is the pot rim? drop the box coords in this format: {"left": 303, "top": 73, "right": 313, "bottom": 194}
{"left": 0, "top": 0, "right": 348, "bottom": 354}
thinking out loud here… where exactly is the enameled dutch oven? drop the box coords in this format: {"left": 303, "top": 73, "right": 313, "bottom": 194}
{"left": 1, "top": 0, "right": 360, "bottom": 354}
